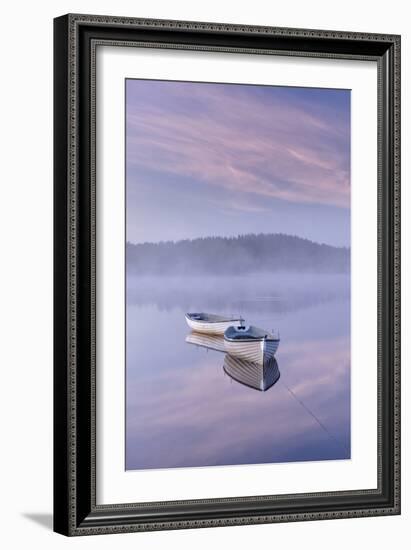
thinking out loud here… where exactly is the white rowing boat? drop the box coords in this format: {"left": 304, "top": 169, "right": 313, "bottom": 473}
{"left": 224, "top": 325, "right": 280, "bottom": 364}
{"left": 223, "top": 354, "right": 280, "bottom": 391}
{"left": 185, "top": 312, "right": 243, "bottom": 335}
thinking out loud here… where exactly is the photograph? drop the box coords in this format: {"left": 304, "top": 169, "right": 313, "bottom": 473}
{"left": 51, "top": 10, "right": 400, "bottom": 537}
{"left": 125, "top": 79, "right": 351, "bottom": 471}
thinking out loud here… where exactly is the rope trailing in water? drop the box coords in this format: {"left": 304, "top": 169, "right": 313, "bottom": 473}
{"left": 280, "top": 380, "right": 350, "bottom": 456}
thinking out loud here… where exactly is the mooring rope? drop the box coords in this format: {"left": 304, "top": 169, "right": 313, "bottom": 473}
{"left": 280, "top": 379, "right": 350, "bottom": 456}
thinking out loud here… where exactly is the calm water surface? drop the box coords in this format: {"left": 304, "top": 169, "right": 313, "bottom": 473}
{"left": 126, "top": 274, "right": 350, "bottom": 470}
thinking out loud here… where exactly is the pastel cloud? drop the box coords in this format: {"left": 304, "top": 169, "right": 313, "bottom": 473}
{"left": 126, "top": 80, "right": 350, "bottom": 209}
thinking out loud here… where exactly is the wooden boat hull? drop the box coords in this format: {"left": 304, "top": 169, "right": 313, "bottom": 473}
{"left": 185, "top": 315, "right": 241, "bottom": 335}
{"left": 224, "top": 337, "right": 279, "bottom": 364}
{"left": 223, "top": 354, "right": 280, "bottom": 391}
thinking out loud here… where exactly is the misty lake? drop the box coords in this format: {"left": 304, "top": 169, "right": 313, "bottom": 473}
{"left": 126, "top": 273, "right": 350, "bottom": 470}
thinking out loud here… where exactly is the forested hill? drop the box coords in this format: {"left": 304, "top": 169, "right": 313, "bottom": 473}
{"left": 126, "top": 233, "right": 350, "bottom": 275}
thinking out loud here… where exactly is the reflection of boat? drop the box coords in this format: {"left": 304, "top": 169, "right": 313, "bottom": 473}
{"left": 186, "top": 330, "right": 281, "bottom": 392}
{"left": 223, "top": 354, "right": 280, "bottom": 391}
{"left": 185, "top": 332, "right": 226, "bottom": 353}
{"left": 185, "top": 312, "right": 243, "bottom": 335}
{"left": 224, "top": 325, "right": 280, "bottom": 364}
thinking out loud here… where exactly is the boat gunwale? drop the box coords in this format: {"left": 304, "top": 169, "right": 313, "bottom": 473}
{"left": 224, "top": 335, "right": 280, "bottom": 343}
{"left": 185, "top": 312, "right": 242, "bottom": 324}
{"left": 224, "top": 329, "right": 280, "bottom": 343}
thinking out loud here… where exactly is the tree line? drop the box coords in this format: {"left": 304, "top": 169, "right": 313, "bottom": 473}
{"left": 126, "top": 233, "right": 350, "bottom": 275}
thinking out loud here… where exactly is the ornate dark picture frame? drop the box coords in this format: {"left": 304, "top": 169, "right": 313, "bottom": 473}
{"left": 53, "top": 13, "right": 401, "bottom": 536}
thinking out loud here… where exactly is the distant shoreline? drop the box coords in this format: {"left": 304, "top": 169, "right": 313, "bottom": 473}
{"left": 127, "top": 232, "right": 350, "bottom": 276}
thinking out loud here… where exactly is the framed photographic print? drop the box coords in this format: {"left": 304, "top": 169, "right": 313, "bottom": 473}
{"left": 53, "top": 14, "right": 401, "bottom": 536}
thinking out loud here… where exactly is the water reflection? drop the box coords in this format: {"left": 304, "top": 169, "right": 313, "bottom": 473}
{"left": 185, "top": 331, "right": 280, "bottom": 392}
{"left": 126, "top": 274, "right": 350, "bottom": 470}
{"left": 185, "top": 331, "right": 226, "bottom": 353}
{"left": 224, "top": 355, "right": 280, "bottom": 392}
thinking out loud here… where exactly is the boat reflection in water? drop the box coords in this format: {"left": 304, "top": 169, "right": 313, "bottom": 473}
{"left": 185, "top": 331, "right": 226, "bottom": 353}
{"left": 223, "top": 354, "right": 280, "bottom": 392}
{"left": 185, "top": 332, "right": 280, "bottom": 392}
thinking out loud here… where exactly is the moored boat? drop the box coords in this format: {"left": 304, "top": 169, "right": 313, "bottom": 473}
{"left": 185, "top": 312, "right": 243, "bottom": 335}
{"left": 223, "top": 354, "right": 280, "bottom": 391}
{"left": 224, "top": 324, "right": 280, "bottom": 364}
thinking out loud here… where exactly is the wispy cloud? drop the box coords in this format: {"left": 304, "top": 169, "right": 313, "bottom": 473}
{"left": 126, "top": 81, "right": 350, "bottom": 209}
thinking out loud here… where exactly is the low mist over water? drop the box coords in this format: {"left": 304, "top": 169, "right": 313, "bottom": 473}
{"left": 127, "top": 233, "right": 350, "bottom": 276}
{"left": 127, "top": 272, "right": 349, "bottom": 314}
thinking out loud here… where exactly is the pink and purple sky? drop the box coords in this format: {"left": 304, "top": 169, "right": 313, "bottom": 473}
{"left": 126, "top": 79, "right": 350, "bottom": 247}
